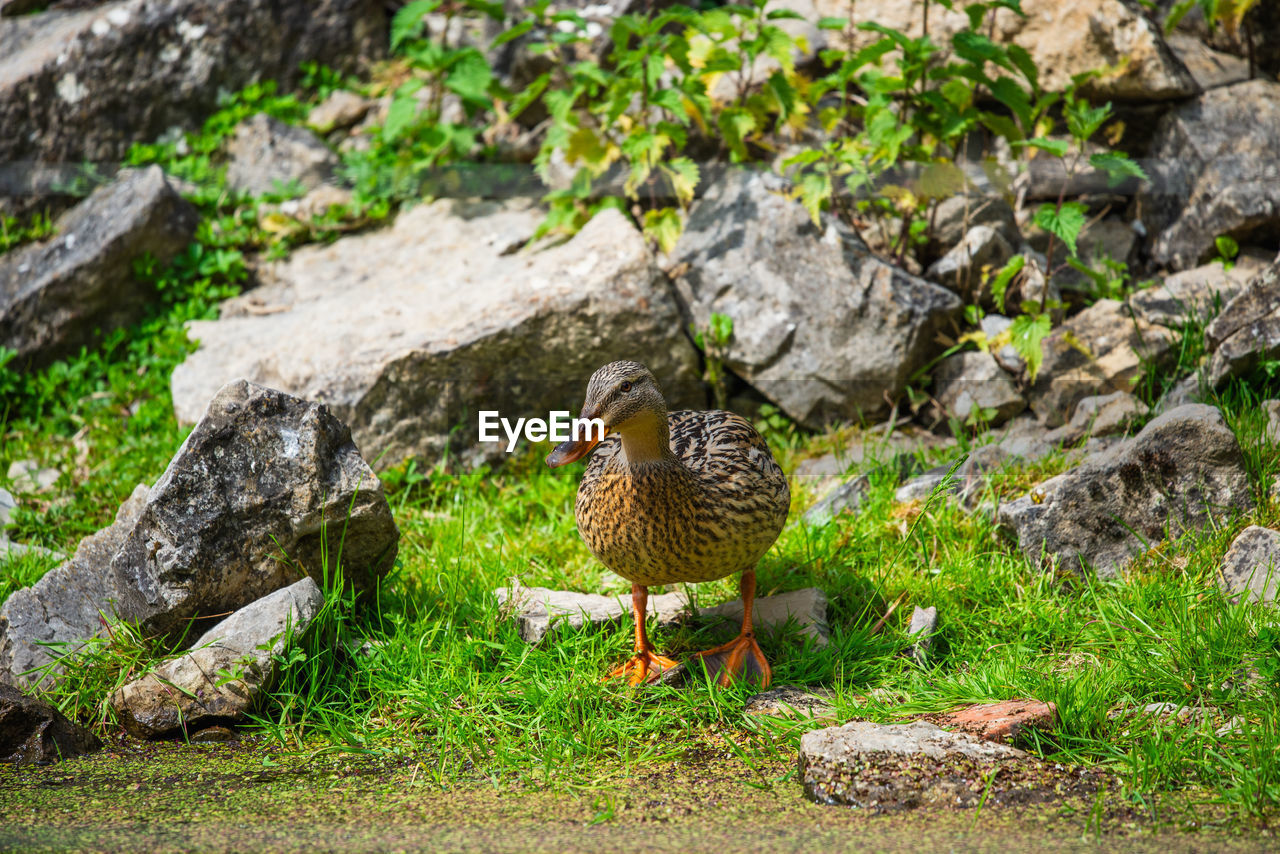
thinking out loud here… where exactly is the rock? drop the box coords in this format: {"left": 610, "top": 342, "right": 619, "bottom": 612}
{"left": 0, "top": 488, "right": 14, "bottom": 532}
{"left": 189, "top": 725, "right": 238, "bottom": 743}
{"left": 0, "top": 683, "right": 99, "bottom": 764}
{"left": 306, "top": 90, "right": 372, "bottom": 134}
{"left": 277, "top": 185, "right": 354, "bottom": 222}
{"left": 1026, "top": 299, "right": 1173, "bottom": 426}
{"left": 803, "top": 475, "right": 869, "bottom": 527}
{"left": 669, "top": 170, "right": 960, "bottom": 428}
{"left": 1267, "top": 400, "right": 1280, "bottom": 446}
{"left": 0, "top": 0, "right": 385, "bottom": 173}
{"left": 1205, "top": 253, "right": 1280, "bottom": 351}
{"left": 225, "top": 114, "right": 339, "bottom": 197}
{"left": 110, "top": 577, "right": 325, "bottom": 738}
{"left": 931, "top": 351, "right": 1026, "bottom": 428}
{"left": 894, "top": 443, "right": 1024, "bottom": 507}
{"left": 906, "top": 605, "right": 937, "bottom": 665}
{"left": 1141, "top": 79, "right": 1280, "bottom": 271}
{"left": 1218, "top": 526, "right": 1280, "bottom": 606}
{"left": 703, "top": 587, "right": 830, "bottom": 647}
{"left": 171, "top": 202, "right": 700, "bottom": 469}
{"left": 0, "top": 380, "right": 399, "bottom": 688}
{"left": 925, "top": 225, "right": 1015, "bottom": 302}
{"left": 5, "top": 461, "right": 58, "bottom": 493}
{"left": 799, "top": 720, "right": 1034, "bottom": 810}
{"left": 744, "top": 686, "right": 834, "bottom": 720}
{"left": 1128, "top": 251, "right": 1270, "bottom": 328}
{"left": 930, "top": 194, "right": 1022, "bottom": 256}
{"left": 793, "top": 423, "right": 954, "bottom": 482}
{"left": 1050, "top": 391, "right": 1148, "bottom": 445}
{"left": 932, "top": 700, "right": 1057, "bottom": 745}
{"left": 1165, "top": 33, "right": 1251, "bottom": 90}
{"left": 998, "top": 404, "right": 1254, "bottom": 576}
{"left": 1206, "top": 258, "right": 1280, "bottom": 386}
{"left": 0, "top": 483, "right": 150, "bottom": 689}
{"left": 981, "top": 313, "right": 1024, "bottom": 375}
{"left": 814, "top": 0, "right": 1198, "bottom": 101}
{"left": 494, "top": 582, "right": 689, "bottom": 645}
{"left": 0, "top": 167, "right": 197, "bottom": 371}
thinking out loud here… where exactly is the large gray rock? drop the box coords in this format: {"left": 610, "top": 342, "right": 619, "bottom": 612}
{"left": 669, "top": 171, "right": 961, "bottom": 428}
{"left": 225, "top": 114, "right": 338, "bottom": 197}
{"left": 0, "top": 380, "right": 398, "bottom": 688}
{"left": 110, "top": 577, "right": 325, "bottom": 738}
{"left": 0, "top": 167, "right": 197, "bottom": 370}
{"left": 1205, "top": 256, "right": 1280, "bottom": 387}
{"left": 1026, "top": 299, "right": 1173, "bottom": 426}
{"left": 931, "top": 350, "right": 1025, "bottom": 428}
{"left": 0, "top": 483, "right": 149, "bottom": 689}
{"left": 813, "top": 0, "right": 1198, "bottom": 101}
{"left": 1219, "top": 526, "right": 1280, "bottom": 606}
{"left": 998, "top": 404, "right": 1254, "bottom": 576}
{"left": 1141, "top": 79, "right": 1280, "bottom": 271}
{"left": 798, "top": 720, "right": 1030, "bottom": 809}
{"left": 0, "top": 0, "right": 384, "bottom": 173}
{"left": 171, "top": 202, "right": 701, "bottom": 469}
{"left": 1129, "top": 251, "right": 1271, "bottom": 328}
{"left": 0, "top": 682, "right": 99, "bottom": 764}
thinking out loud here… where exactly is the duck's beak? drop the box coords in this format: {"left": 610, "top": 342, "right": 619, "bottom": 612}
{"left": 546, "top": 406, "right": 608, "bottom": 468}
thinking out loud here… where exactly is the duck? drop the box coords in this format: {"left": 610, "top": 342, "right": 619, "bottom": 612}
{"left": 546, "top": 360, "right": 790, "bottom": 687}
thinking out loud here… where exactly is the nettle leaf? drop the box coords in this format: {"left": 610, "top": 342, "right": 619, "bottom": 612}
{"left": 1088, "top": 151, "right": 1148, "bottom": 187}
{"left": 643, "top": 207, "right": 683, "bottom": 254}
{"left": 665, "top": 157, "right": 700, "bottom": 208}
{"left": 383, "top": 80, "right": 425, "bottom": 141}
{"left": 445, "top": 49, "right": 494, "bottom": 105}
{"left": 391, "top": 0, "right": 441, "bottom": 51}
{"left": 1066, "top": 98, "right": 1112, "bottom": 143}
{"left": 1006, "top": 43, "right": 1038, "bottom": 90}
{"left": 718, "top": 108, "right": 756, "bottom": 162}
{"left": 766, "top": 7, "right": 805, "bottom": 20}
{"left": 1015, "top": 136, "right": 1070, "bottom": 157}
{"left": 765, "top": 70, "right": 796, "bottom": 121}
{"left": 491, "top": 20, "right": 533, "bottom": 49}
{"left": 1010, "top": 312, "right": 1052, "bottom": 382}
{"left": 818, "top": 16, "right": 849, "bottom": 29}
{"left": 1034, "top": 201, "right": 1087, "bottom": 258}
{"left": 952, "top": 30, "right": 1013, "bottom": 72}
{"left": 989, "top": 254, "right": 1025, "bottom": 314}
{"left": 798, "top": 170, "right": 832, "bottom": 226}
{"left": 650, "top": 87, "right": 686, "bottom": 117}
{"left": 465, "top": 0, "right": 505, "bottom": 19}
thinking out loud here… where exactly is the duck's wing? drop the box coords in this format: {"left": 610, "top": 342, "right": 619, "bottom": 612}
{"left": 668, "top": 410, "right": 789, "bottom": 501}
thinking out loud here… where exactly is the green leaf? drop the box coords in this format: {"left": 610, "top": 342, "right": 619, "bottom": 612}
{"left": 1066, "top": 98, "right": 1112, "bottom": 143}
{"left": 1215, "top": 234, "right": 1240, "bottom": 261}
{"left": 444, "top": 49, "right": 494, "bottom": 106}
{"left": 491, "top": 20, "right": 533, "bottom": 49}
{"left": 765, "top": 70, "right": 796, "bottom": 121}
{"left": 665, "top": 157, "right": 700, "bottom": 208}
{"left": 708, "top": 312, "right": 734, "bottom": 346}
{"left": 951, "top": 30, "right": 1013, "bottom": 72}
{"left": 508, "top": 72, "right": 550, "bottom": 120}
{"left": 1088, "top": 151, "right": 1148, "bottom": 188}
{"left": 989, "top": 254, "right": 1025, "bottom": 314}
{"left": 1006, "top": 43, "right": 1038, "bottom": 90}
{"left": 817, "top": 16, "right": 849, "bottom": 29}
{"left": 1015, "top": 137, "right": 1070, "bottom": 157}
{"left": 391, "top": 0, "right": 441, "bottom": 51}
{"left": 642, "top": 207, "right": 683, "bottom": 254}
{"left": 766, "top": 8, "right": 805, "bottom": 19}
{"left": 797, "top": 170, "right": 832, "bottom": 226}
{"left": 1010, "top": 312, "right": 1052, "bottom": 382}
{"left": 718, "top": 108, "right": 756, "bottom": 162}
{"left": 383, "top": 81, "right": 424, "bottom": 142}
{"left": 1033, "top": 201, "right": 1088, "bottom": 258}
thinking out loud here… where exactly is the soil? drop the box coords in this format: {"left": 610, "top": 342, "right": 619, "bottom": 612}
{"left": 0, "top": 735, "right": 1274, "bottom": 853}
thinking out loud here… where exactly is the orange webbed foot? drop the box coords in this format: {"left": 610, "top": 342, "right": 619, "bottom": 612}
{"left": 690, "top": 631, "right": 771, "bottom": 688}
{"left": 607, "top": 649, "right": 679, "bottom": 686}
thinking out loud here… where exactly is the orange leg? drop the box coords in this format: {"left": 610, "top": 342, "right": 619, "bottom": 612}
{"left": 690, "top": 570, "right": 771, "bottom": 688}
{"left": 608, "top": 584, "right": 678, "bottom": 686}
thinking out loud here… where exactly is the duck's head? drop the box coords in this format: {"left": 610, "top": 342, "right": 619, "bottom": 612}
{"left": 546, "top": 360, "right": 667, "bottom": 467}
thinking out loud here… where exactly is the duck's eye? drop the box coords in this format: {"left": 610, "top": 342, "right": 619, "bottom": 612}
{"left": 620, "top": 380, "right": 633, "bottom": 393}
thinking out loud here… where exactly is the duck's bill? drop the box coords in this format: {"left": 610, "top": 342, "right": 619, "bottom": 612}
{"left": 546, "top": 433, "right": 606, "bottom": 468}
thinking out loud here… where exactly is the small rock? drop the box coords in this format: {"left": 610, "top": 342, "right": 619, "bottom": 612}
{"left": 1206, "top": 257, "right": 1280, "bottom": 386}
{"left": 189, "top": 725, "right": 238, "bottom": 743}
{"left": 926, "top": 225, "right": 1015, "bottom": 300}
{"left": 1128, "top": 252, "right": 1269, "bottom": 328}
{"left": 932, "top": 699, "right": 1057, "bottom": 745}
{"left": 931, "top": 350, "right": 1026, "bottom": 428}
{"left": 1266, "top": 399, "right": 1280, "bottom": 446}
{"left": 0, "top": 683, "right": 99, "bottom": 765}
{"left": 4, "top": 461, "right": 58, "bottom": 494}
{"left": 803, "top": 475, "right": 869, "bottom": 527}
{"left": 981, "top": 313, "right": 1024, "bottom": 375}
{"left": 1205, "top": 253, "right": 1280, "bottom": 351}
{"left": 703, "top": 587, "right": 830, "bottom": 647}
{"left": 930, "top": 195, "right": 1022, "bottom": 254}
{"left": 1219, "top": 526, "right": 1280, "bottom": 606}
{"left": 906, "top": 606, "right": 937, "bottom": 665}
{"left": 998, "top": 404, "right": 1254, "bottom": 576}
{"left": 306, "top": 90, "right": 372, "bottom": 134}
{"left": 110, "top": 577, "right": 325, "bottom": 738}
{"left": 1027, "top": 299, "right": 1173, "bottom": 426}
{"left": 1166, "top": 33, "right": 1251, "bottom": 91}
{"left": 0, "top": 488, "right": 15, "bottom": 533}
{"left": 798, "top": 720, "right": 1028, "bottom": 810}
{"left": 288, "top": 185, "right": 353, "bottom": 220}
{"left": 1050, "top": 391, "right": 1148, "bottom": 445}
{"left": 225, "top": 113, "right": 338, "bottom": 197}
{"left": 744, "top": 686, "right": 835, "bottom": 720}
{"left": 494, "top": 583, "right": 689, "bottom": 645}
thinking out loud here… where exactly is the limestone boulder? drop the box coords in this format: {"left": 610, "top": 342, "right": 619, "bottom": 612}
{"left": 998, "top": 404, "right": 1254, "bottom": 576}
{"left": 171, "top": 202, "right": 701, "bottom": 468}
{"left": 1129, "top": 251, "right": 1270, "bottom": 328}
{"left": 669, "top": 170, "right": 961, "bottom": 428}
{"left": 1205, "top": 255, "right": 1280, "bottom": 387}
{"left": 0, "top": 167, "right": 196, "bottom": 370}
{"left": 110, "top": 577, "right": 325, "bottom": 738}
{"left": 224, "top": 114, "right": 338, "bottom": 197}
{"left": 1219, "top": 526, "right": 1280, "bottom": 606}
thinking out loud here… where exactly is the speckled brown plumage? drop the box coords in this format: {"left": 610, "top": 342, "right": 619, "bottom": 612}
{"left": 576, "top": 409, "right": 789, "bottom": 586}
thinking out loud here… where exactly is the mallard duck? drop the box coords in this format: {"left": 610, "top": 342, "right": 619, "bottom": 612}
{"left": 546, "top": 360, "right": 790, "bottom": 686}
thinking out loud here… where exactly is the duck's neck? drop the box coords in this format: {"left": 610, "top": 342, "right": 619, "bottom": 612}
{"left": 617, "top": 409, "right": 678, "bottom": 468}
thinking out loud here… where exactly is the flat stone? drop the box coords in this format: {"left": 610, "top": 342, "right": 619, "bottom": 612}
{"left": 669, "top": 170, "right": 960, "bottom": 428}
{"left": 306, "top": 90, "right": 372, "bottom": 134}
{"left": 1206, "top": 253, "right": 1280, "bottom": 351}
{"left": 189, "top": 725, "right": 238, "bottom": 743}
{"left": 1027, "top": 299, "right": 1174, "bottom": 426}
{"left": 744, "top": 686, "right": 835, "bottom": 721}
{"left": 932, "top": 700, "right": 1057, "bottom": 745}
{"left": 803, "top": 475, "right": 869, "bottom": 527}
{"left": 998, "top": 404, "right": 1254, "bottom": 576}
{"left": 1049, "top": 391, "right": 1148, "bottom": 446}
{"left": 1219, "top": 526, "right": 1280, "bottom": 605}
{"left": 5, "top": 461, "right": 58, "bottom": 493}
{"left": 171, "top": 202, "right": 700, "bottom": 469}
{"left": 1206, "top": 259, "right": 1280, "bottom": 386}
{"left": 0, "top": 167, "right": 197, "bottom": 370}
{"left": 0, "top": 682, "right": 99, "bottom": 765}
{"left": 111, "top": 577, "right": 325, "bottom": 738}
{"left": 1166, "top": 33, "right": 1251, "bottom": 90}
{"left": 1129, "top": 252, "right": 1269, "bottom": 328}
{"left": 703, "top": 587, "right": 830, "bottom": 647}
{"left": 931, "top": 351, "right": 1025, "bottom": 428}
{"left": 0, "top": 488, "right": 14, "bottom": 532}
{"left": 225, "top": 114, "right": 338, "bottom": 197}
{"left": 494, "top": 583, "right": 690, "bottom": 645}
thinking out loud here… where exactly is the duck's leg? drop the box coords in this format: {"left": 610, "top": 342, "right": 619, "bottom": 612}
{"left": 690, "top": 570, "right": 771, "bottom": 688}
{"left": 608, "top": 583, "right": 678, "bottom": 686}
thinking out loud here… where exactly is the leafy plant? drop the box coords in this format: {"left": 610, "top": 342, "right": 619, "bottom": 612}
{"left": 693, "top": 312, "right": 735, "bottom": 410}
